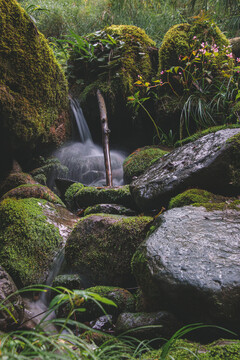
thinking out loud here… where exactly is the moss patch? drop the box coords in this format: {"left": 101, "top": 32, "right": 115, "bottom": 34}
{"left": 168, "top": 189, "right": 227, "bottom": 209}
{"left": 64, "top": 182, "right": 84, "bottom": 210}
{"left": 0, "top": 198, "right": 62, "bottom": 287}
{"left": 142, "top": 339, "right": 240, "bottom": 359}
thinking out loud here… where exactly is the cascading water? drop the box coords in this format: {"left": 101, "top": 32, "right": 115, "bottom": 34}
{"left": 53, "top": 98, "right": 126, "bottom": 187}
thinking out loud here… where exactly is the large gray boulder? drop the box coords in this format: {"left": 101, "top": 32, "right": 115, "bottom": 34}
{"left": 130, "top": 128, "right": 240, "bottom": 211}
{"left": 132, "top": 205, "right": 240, "bottom": 330}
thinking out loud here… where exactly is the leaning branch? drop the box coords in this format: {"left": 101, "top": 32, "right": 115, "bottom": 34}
{"left": 97, "top": 89, "right": 112, "bottom": 186}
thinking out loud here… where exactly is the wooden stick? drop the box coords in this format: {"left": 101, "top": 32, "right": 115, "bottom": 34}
{"left": 97, "top": 89, "right": 113, "bottom": 186}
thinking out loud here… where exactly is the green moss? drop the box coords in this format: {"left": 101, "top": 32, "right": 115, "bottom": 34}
{"left": 142, "top": 339, "right": 240, "bottom": 359}
{"left": 64, "top": 182, "right": 84, "bottom": 209}
{"left": 169, "top": 189, "right": 240, "bottom": 211}
{"left": 123, "top": 146, "right": 168, "bottom": 183}
{"left": 0, "top": 0, "right": 70, "bottom": 152}
{"left": 159, "top": 23, "right": 191, "bottom": 71}
{"left": 1, "top": 184, "right": 64, "bottom": 206}
{"left": 0, "top": 198, "right": 62, "bottom": 286}
{"left": 168, "top": 189, "right": 225, "bottom": 209}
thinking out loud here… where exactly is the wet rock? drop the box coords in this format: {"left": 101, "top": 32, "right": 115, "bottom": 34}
{"left": 84, "top": 204, "right": 137, "bottom": 216}
{"left": 1, "top": 184, "right": 64, "bottom": 206}
{"left": 115, "top": 311, "right": 179, "bottom": 340}
{"left": 90, "top": 315, "right": 113, "bottom": 332}
{"left": 130, "top": 128, "right": 240, "bottom": 211}
{"left": 65, "top": 214, "right": 152, "bottom": 287}
{"left": 132, "top": 206, "right": 240, "bottom": 330}
{"left": 84, "top": 286, "right": 135, "bottom": 321}
{"left": 0, "top": 265, "right": 24, "bottom": 331}
{"left": 0, "top": 198, "right": 78, "bottom": 287}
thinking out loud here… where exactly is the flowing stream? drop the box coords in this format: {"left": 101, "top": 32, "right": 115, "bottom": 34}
{"left": 24, "top": 98, "right": 127, "bottom": 329}
{"left": 53, "top": 98, "right": 126, "bottom": 186}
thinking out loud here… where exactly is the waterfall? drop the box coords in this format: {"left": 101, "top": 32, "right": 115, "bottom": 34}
{"left": 53, "top": 98, "right": 126, "bottom": 187}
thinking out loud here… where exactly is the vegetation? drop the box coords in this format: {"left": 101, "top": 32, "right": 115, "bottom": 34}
{"left": 1, "top": 286, "right": 238, "bottom": 359}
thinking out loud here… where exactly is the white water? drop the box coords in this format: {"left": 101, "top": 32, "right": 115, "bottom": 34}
{"left": 53, "top": 98, "right": 126, "bottom": 186}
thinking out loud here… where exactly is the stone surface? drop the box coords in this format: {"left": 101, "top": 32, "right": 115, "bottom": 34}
{"left": 132, "top": 205, "right": 240, "bottom": 329}
{"left": 65, "top": 214, "right": 152, "bottom": 287}
{"left": 0, "top": 265, "right": 24, "bottom": 331}
{"left": 130, "top": 129, "right": 240, "bottom": 210}
{"left": 115, "top": 311, "right": 179, "bottom": 340}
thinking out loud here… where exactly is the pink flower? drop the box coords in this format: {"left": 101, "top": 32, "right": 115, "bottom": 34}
{"left": 193, "top": 36, "right": 197, "bottom": 40}
{"left": 201, "top": 42, "right": 205, "bottom": 47}
{"left": 160, "top": 70, "right": 164, "bottom": 75}
{"left": 236, "top": 58, "right": 240, "bottom": 62}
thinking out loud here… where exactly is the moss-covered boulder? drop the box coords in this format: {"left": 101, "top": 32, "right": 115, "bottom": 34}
{"left": 65, "top": 214, "right": 152, "bottom": 287}
{"left": 0, "top": 171, "right": 37, "bottom": 198}
{"left": 74, "top": 185, "right": 136, "bottom": 210}
{"left": 0, "top": 198, "right": 78, "bottom": 287}
{"left": 123, "top": 146, "right": 168, "bottom": 183}
{"left": 0, "top": 0, "right": 70, "bottom": 174}
{"left": 1, "top": 184, "right": 64, "bottom": 206}
{"left": 159, "top": 20, "right": 229, "bottom": 72}
{"left": 69, "top": 25, "right": 157, "bottom": 147}
{"left": 30, "top": 157, "right": 69, "bottom": 188}
{"left": 142, "top": 339, "right": 240, "bottom": 359}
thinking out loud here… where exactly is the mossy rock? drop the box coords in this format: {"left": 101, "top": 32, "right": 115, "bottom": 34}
{"left": 1, "top": 184, "right": 64, "bottom": 206}
{"left": 159, "top": 20, "right": 229, "bottom": 72}
{"left": 52, "top": 274, "right": 83, "bottom": 291}
{"left": 74, "top": 185, "right": 136, "bottom": 210}
{"left": 30, "top": 157, "right": 69, "bottom": 189}
{"left": 0, "top": 171, "right": 37, "bottom": 197}
{"left": 142, "top": 339, "right": 240, "bottom": 359}
{"left": 168, "top": 189, "right": 228, "bottom": 209}
{"left": 58, "top": 285, "right": 135, "bottom": 322}
{"left": 0, "top": 0, "right": 70, "bottom": 169}
{"left": 0, "top": 198, "right": 78, "bottom": 287}
{"left": 65, "top": 214, "right": 152, "bottom": 287}
{"left": 69, "top": 25, "right": 157, "bottom": 147}
{"left": 123, "top": 146, "right": 169, "bottom": 183}
{"left": 64, "top": 182, "right": 85, "bottom": 210}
